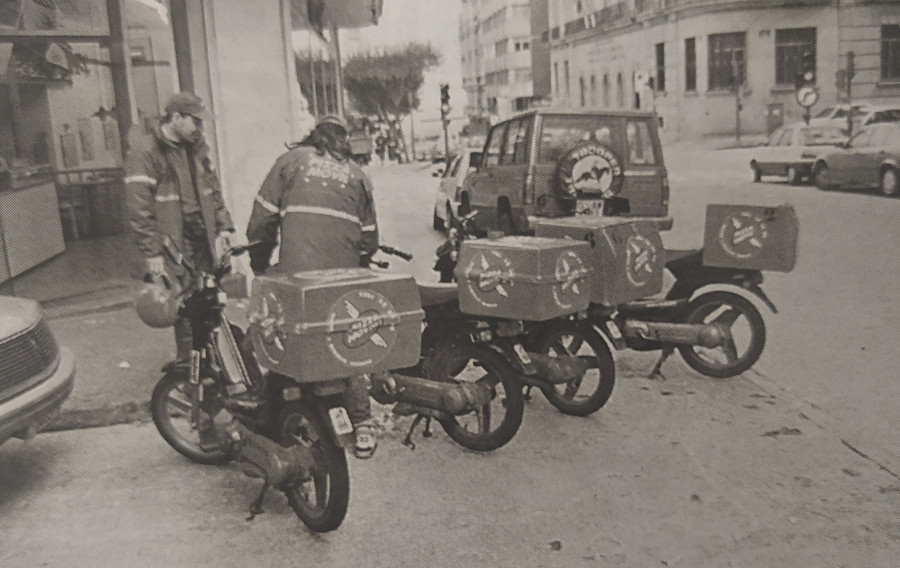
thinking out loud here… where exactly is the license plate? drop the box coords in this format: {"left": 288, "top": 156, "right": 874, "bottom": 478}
{"left": 605, "top": 320, "right": 623, "bottom": 339}
{"left": 329, "top": 407, "right": 354, "bottom": 436}
{"left": 513, "top": 343, "right": 532, "bottom": 365}
{"left": 576, "top": 198, "right": 604, "bottom": 216}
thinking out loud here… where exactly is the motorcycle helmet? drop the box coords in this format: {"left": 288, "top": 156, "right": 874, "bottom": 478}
{"left": 135, "top": 272, "right": 181, "bottom": 328}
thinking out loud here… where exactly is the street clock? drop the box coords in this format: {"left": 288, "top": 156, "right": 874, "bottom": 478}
{"left": 795, "top": 85, "right": 819, "bottom": 109}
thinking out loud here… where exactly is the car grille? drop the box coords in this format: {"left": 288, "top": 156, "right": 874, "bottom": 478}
{"left": 0, "top": 320, "right": 60, "bottom": 404}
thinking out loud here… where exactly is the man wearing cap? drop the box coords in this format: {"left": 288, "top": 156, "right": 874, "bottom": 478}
{"left": 125, "top": 92, "right": 247, "bottom": 398}
{"left": 247, "top": 114, "right": 380, "bottom": 458}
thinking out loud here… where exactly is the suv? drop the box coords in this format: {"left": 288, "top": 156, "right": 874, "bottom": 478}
{"left": 0, "top": 295, "right": 75, "bottom": 445}
{"left": 459, "top": 109, "right": 671, "bottom": 234}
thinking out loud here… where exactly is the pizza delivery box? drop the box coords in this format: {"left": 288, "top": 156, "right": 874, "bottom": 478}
{"left": 533, "top": 217, "right": 665, "bottom": 306}
{"left": 248, "top": 268, "right": 424, "bottom": 382}
{"left": 702, "top": 204, "right": 798, "bottom": 272}
{"left": 454, "top": 236, "right": 592, "bottom": 321}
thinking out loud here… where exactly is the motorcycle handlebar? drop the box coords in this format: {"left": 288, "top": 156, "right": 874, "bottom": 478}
{"left": 378, "top": 245, "right": 413, "bottom": 261}
{"left": 160, "top": 236, "right": 264, "bottom": 280}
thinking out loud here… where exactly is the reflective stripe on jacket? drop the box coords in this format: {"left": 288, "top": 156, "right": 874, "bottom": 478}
{"left": 124, "top": 125, "right": 234, "bottom": 259}
{"left": 246, "top": 146, "right": 378, "bottom": 273}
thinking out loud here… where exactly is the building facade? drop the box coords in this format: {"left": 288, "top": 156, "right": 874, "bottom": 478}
{"left": 539, "top": 0, "right": 900, "bottom": 141}
{"left": 460, "top": 0, "right": 535, "bottom": 122}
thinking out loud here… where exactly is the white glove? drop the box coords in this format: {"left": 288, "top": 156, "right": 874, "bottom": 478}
{"left": 146, "top": 256, "right": 165, "bottom": 275}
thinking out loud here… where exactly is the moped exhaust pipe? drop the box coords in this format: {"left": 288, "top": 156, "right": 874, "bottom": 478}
{"left": 370, "top": 372, "right": 493, "bottom": 416}
{"left": 213, "top": 411, "right": 314, "bottom": 488}
{"left": 622, "top": 320, "right": 727, "bottom": 348}
{"left": 528, "top": 353, "right": 590, "bottom": 385}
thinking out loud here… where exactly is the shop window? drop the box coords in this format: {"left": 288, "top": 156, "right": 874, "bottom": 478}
{"left": 564, "top": 60, "right": 570, "bottom": 96}
{"left": 603, "top": 73, "right": 610, "bottom": 107}
{"left": 495, "top": 39, "right": 507, "bottom": 57}
{"left": 579, "top": 76, "right": 586, "bottom": 106}
{"left": 78, "top": 118, "right": 94, "bottom": 161}
{"left": 775, "top": 28, "right": 816, "bottom": 85}
{"left": 553, "top": 62, "right": 559, "bottom": 95}
{"left": 60, "top": 129, "right": 79, "bottom": 168}
{"left": 590, "top": 75, "right": 597, "bottom": 105}
{"left": 616, "top": 72, "right": 624, "bottom": 107}
{"left": 882, "top": 25, "right": 900, "bottom": 80}
{"left": 685, "top": 37, "right": 697, "bottom": 92}
{"left": 708, "top": 32, "right": 746, "bottom": 91}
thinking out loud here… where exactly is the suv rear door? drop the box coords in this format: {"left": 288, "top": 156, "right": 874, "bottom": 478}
{"left": 622, "top": 117, "right": 667, "bottom": 217}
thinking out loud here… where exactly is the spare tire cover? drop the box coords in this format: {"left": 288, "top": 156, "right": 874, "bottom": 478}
{"left": 555, "top": 141, "right": 624, "bottom": 199}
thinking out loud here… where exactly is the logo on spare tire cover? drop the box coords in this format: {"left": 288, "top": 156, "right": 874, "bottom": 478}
{"left": 718, "top": 211, "right": 769, "bottom": 259}
{"left": 327, "top": 289, "right": 398, "bottom": 367}
{"left": 463, "top": 250, "right": 515, "bottom": 308}
{"left": 557, "top": 142, "right": 624, "bottom": 199}
{"left": 553, "top": 251, "right": 589, "bottom": 309}
{"left": 626, "top": 235, "right": 658, "bottom": 287}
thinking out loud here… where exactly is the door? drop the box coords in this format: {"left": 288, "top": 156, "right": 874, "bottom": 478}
{"left": 831, "top": 128, "right": 873, "bottom": 187}
{"left": 622, "top": 118, "right": 666, "bottom": 217}
{"left": 487, "top": 116, "right": 532, "bottom": 230}
{"left": 463, "top": 121, "right": 508, "bottom": 223}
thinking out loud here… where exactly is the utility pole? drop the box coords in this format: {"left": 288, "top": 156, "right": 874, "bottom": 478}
{"left": 408, "top": 90, "right": 417, "bottom": 161}
{"left": 731, "top": 51, "right": 742, "bottom": 146}
{"left": 846, "top": 51, "right": 855, "bottom": 135}
{"left": 795, "top": 51, "right": 818, "bottom": 126}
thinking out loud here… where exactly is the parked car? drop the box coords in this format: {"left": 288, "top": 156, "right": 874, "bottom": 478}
{"left": 750, "top": 123, "right": 847, "bottom": 185}
{"left": 0, "top": 295, "right": 75, "bottom": 446}
{"left": 459, "top": 109, "right": 671, "bottom": 235}
{"left": 809, "top": 101, "right": 874, "bottom": 133}
{"left": 858, "top": 105, "right": 900, "bottom": 129}
{"left": 811, "top": 121, "right": 900, "bottom": 197}
{"left": 432, "top": 148, "right": 482, "bottom": 231}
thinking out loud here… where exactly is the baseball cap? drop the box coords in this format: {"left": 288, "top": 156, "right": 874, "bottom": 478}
{"left": 317, "top": 114, "right": 349, "bottom": 132}
{"left": 165, "top": 92, "right": 212, "bottom": 120}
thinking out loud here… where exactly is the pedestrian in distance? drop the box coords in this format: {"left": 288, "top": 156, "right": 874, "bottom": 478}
{"left": 125, "top": 92, "right": 255, "bottom": 405}
{"left": 246, "top": 113, "right": 381, "bottom": 459}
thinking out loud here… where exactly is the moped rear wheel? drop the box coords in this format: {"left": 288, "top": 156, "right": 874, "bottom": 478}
{"left": 678, "top": 291, "right": 766, "bottom": 378}
{"left": 281, "top": 401, "right": 350, "bottom": 533}
{"left": 151, "top": 371, "right": 231, "bottom": 465}
{"left": 438, "top": 343, "right": 525, "bottom": 452}
{"left": 537, "top": 322, "right": 616, "bottom": 416}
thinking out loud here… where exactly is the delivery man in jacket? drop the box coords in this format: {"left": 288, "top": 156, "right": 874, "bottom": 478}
{"left": 125, "top": 92, "right": 254, "bottom": 405}
{"left": 246, "top": 114, "right": 380, "bottom": 458}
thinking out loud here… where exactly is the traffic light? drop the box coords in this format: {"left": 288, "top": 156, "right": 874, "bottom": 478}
{"left": 440, "top": 83, "right": 451, "bottom": 119}
{"left": 795, "top": 51, "right": 816, "bottom": 88}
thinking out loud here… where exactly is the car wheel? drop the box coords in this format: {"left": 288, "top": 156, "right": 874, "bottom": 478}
{"left": 432, "top": 207, "right": 444, "bottom": 231}
{"left": 751, "top": 162, "right": 761, "bottom": 183}
{"left": 786, "top": 166, "right": 801, "bottom": 186}
{"left": 813, "top": 162, "right": 831, "bottom": 191}
{"left": 881, "top": 167, "right": 899, "bottom": 197}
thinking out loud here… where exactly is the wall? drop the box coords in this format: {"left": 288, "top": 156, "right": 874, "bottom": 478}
{"left": 187, "top": 0, "right": 302, "bottom": 234}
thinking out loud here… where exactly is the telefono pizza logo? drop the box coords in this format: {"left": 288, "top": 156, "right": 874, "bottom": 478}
{"left": 626, "top": 235, "right": 658, "bottom": 287}
{"left": 463, "top": 250, "right": 515, "bottom": 308}
{"left": 718, "top": 211, "right": 769, "bottom": 259}
{"left": 553, "top": 250, "right": 589, "bottom": 309}
{"left": 327, "top": 289, "right": 398, "bottom": 367}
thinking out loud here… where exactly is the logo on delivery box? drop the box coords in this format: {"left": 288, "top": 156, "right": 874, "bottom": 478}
{"left": 718, "top": 211, "right": 769, "bottom": 259}
{"left": 249, "top": 292, "right": 288, "bottom": 366}
{"left": 626, "top": 235, "right": 658, "bottom": 287}
{"left": 553, "top": 250, "right": 589, "bottom": 309}
{"left": 463, "top": 250, "right": 516, "bottom": 308}
{"left": 327, "top": 289, "right": 398, "bottom": 367}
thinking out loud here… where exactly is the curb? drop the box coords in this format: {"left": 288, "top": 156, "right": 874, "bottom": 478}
{"left": 47, "top": 401, "right": 152, "bottom": 433}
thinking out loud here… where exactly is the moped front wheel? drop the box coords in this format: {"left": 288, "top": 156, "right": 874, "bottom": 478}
{"left": 151, "top": 371, "right": 231, "bottom": 465}
{"left": 537, "top": 322, "right": 616, "bottom": 416}
{"left": 678, "top": 291, "right": 766, "bottom": 378}
{"left": 437, "top": 343, "right": 524, "bottom": 452}
{"left": 281, "top": 401, "right": 350, "bottom": 533}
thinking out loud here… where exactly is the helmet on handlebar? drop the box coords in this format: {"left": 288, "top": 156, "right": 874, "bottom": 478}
{"left": 134, "top": 272, "right": 182, "bottom": 328}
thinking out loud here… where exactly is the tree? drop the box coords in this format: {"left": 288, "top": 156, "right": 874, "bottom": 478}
{"left": 343, "top": 43, "right": 441, "bottom": 122}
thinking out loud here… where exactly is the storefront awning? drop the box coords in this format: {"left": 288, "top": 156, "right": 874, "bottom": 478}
{"left": 290, "top": 0, "right": 383, "bottom": 31}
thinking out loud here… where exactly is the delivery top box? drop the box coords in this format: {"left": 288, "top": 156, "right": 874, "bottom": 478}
{"left": 702, "top": 204, "right": 798, "bottom": 272}
{"left": 248, "top": 268, "right": 424, "bottom": 382}
{"left": 533, "top": 217, "right": 665, "bottom": 306}
{"left": 454, "top": 236, "right": 593, "bottom": 321}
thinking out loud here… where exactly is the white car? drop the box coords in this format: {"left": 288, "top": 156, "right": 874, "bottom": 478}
{"left": 750, "top": 123, "right": 847, "bottom": 185}
{"left": 432, "top": 148, "right": 482, "bottom": 231}
{"left": 808, "top": 101, "right": 873, "bottom": 133}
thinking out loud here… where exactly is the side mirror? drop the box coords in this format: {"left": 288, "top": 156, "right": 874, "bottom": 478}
{"left": 469, "top": 153, "right": 483, "bottom": 169}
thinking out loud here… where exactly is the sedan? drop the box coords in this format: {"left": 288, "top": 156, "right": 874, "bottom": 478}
{"left": 433, "top": 148, "right": 481, "bottom": 231}
{"left": 750, "top": 123, "right": 847, "bottom": 185}
{"left": 812, "top": 121, "right": 900, "bottom": 197}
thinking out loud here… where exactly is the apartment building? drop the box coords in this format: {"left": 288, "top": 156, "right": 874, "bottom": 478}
{"left": 536, "top": 0, "right": 900, "bottom": 141}
{"left": 460, "top": 0, "right": 535, "bottom": 121}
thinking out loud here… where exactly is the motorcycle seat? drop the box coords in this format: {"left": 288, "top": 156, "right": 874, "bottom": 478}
{"left": 664, "top": 248, "right": 702, "bottom": 264}
{"left": 417, "top": 282, "right": 459, "bottom": 307}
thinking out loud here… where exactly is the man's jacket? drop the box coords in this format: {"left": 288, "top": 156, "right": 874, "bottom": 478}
{"left": 246, "top": 145, "right": 378, "bottom": 274}
{"left": 124, "top": 125, "right": 234, "bottom": 261}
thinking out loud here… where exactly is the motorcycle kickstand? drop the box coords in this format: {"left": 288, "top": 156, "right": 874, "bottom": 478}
{"left": 403, "top": 415, "right": 429, "bottom": 450}
{"left": 649, "top": 348, "right": 674, "bottom": 380}
{"left": 246, "top": 482, "right": 270, "bottom": 521}
{"left": 422, "top": 417, "right": 433, "bottom": 438}
{"left": 523, "top": 386, "right": 533, "bottom": 401}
